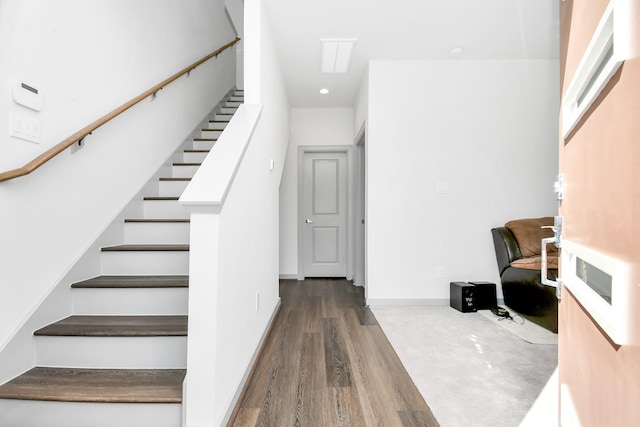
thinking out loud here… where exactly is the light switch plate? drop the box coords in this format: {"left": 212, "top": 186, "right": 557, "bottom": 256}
{"left": 9, "top": 112, "right": 40, "bottom": 144}
{"left": 436, "top": 181, "right": 449, "bottom": 194}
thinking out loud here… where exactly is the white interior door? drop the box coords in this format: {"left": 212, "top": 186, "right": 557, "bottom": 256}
{"left": 301, "top": 151, "right": 348, "bottom": 277}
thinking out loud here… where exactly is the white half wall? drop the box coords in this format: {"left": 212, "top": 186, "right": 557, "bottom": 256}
{"left": 211, "top": 1, "right": 290, "bottom": 424}
{"left": 279, "top": 108, "right": 354, "bottom": 276}
{"left": 366, "top": 59, "right": 559, "bottom": 303}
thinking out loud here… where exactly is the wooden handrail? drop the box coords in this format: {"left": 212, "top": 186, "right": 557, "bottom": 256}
{"left": 0, "top": 37, "right": 241, "bottom": 183}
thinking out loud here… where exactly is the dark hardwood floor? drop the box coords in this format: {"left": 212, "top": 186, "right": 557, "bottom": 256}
{"left": 229, "top": 278, "right": 439, "bottom": 427}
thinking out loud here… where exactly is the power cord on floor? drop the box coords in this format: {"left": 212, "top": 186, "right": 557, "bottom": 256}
{"left": 490, "top": 306, "right": 524, "bottom": 325}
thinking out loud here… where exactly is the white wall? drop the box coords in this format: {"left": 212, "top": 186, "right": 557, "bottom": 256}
{"left": 212, "top": 0, "right": 290, "bottom": 424}
{"left": 279, "top": 108, "right": 354, "bottom": 277}
{"left": 225, "top": 0, "right": 244, "bottom": 89}
{"left": 0, "top": 0, "right": 236, "bottom": 372}
{"left": 366, "top": 59, "right": 559, "bottom": 303}
{"left": 354, "top": 69, "right": 369, "bottom": 134}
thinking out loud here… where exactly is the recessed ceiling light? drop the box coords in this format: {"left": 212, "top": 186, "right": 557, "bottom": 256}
{"left": 319, "top": 88, "right": 330, "bottom": 95}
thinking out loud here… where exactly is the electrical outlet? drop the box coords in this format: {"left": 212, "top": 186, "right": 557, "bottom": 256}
{"left": 435, "top": 266, "right": 445, "bottom": 278}
{"left": 256, "top": 292, "right": 260, "bottom": 311}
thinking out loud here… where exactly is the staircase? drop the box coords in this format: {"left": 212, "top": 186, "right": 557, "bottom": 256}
{"left": 0, "top": 90, "right": 244, "bottom": 427}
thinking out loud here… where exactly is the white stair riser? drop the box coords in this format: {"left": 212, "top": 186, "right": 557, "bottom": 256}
{"left": 229, "top": 96, "right": 243, "bottom": 101}
{"left": 36, "top": 336, "right": 187, "bottom": 369}
{"left": 215, "top": 114, "right": 233, "bottom": 121}
{"left": 225, "top": 101, "right": 242, "bottom": 107}
{"left": 219, "top": 107, "right": 237, "bottom": 114}
{"left": 143, "top": 200, "right": 190, "bottom": 219}
{"left": 158, "top": 180, "right": 189, "bottom": 197}
{"left": 200, "top": 129, "right": 222, "bottom": 139}
{"left": 125, "top": 222, "right": 190, "bottom": 244}
{"left": 101, "top": 251, "right": 189, "bottom": 275}
{"left": 0, "top": 400, "right": 182, "bottom": 427}
{"left": 182, "top": 151, "right": 208, "bottom": 163}
{"left": 171, "top": 165, "right": 198, "bottom": 178}
{"left": 192, "top": 140, "right": 216, "bottom": 151}
{"left": 73, "top": 288, "right": 188, "bottom": 315}
{"left": 206, "top": 122, "right": 227, "bottom": 131}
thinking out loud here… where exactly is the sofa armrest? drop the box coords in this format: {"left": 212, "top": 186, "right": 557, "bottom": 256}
{"left": 491, "top": 227, "right": 523, "bottom": 276}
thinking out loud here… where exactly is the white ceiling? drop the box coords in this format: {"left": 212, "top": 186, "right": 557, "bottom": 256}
{"left": 263, "top": 0, "right": 560, "bottom": 108}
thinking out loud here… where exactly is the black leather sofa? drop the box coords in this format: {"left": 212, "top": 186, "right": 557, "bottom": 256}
{"left": 491, "top": 225, "right": 558, "bottom": 333}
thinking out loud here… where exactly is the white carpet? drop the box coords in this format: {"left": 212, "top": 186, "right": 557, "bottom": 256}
{"left": 477, "top": 307, "right": 558, "bottom": 345}
{"left": 371, "top": 306, "right": 558, "bottom": 427}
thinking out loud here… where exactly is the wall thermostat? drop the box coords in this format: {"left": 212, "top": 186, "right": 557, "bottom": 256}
{"left": 12, "top": 81, "right": 43, "bottom": 111}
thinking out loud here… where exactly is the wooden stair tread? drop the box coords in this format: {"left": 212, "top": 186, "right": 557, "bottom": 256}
{"left": 143, "top": 196, "right": 179, "bottom": 201}
{"left": 193, "top": 138, "right": 217, "bottom": 141}
{"left": 101, "top": 244, "right": 189, "bottom": 252}
{"left": 172, "top": 162, "right": 201, "bottom": 166}
{"left": 71, "top": 275, "right": 188, "bottom": 289}
{"left": 34, "top": 315, "right": 187, "bottom": 337}
{"left": 159, "top": 177, "right": 191, "bottom": 182}
{"left": 209, "top": 120, "right": 230, "bottom": 123}
{"left": 184, "top": 149, "right": 209, "bottom": 153}
{"left": 0, "top": 367, "right": 185, "bottom": 403}
{"left": 124, "top": 219, "right": 189, "bottom": 223}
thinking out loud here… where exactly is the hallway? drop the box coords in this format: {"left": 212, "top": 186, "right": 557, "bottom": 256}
{"left": 229, "top": 278, "right": 439, "bottom": 426}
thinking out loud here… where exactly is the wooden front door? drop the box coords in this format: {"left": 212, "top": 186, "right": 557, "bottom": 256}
{"left": 558, "top": 1, "right": 640, "bottom": 425}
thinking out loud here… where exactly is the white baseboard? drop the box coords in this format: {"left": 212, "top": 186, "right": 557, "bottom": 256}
{"left": 367, "top": 298, "right": 505, "bottom": 307}
{"left": 367, "top": 298, "right": 450, "bottom": 306}
{"left": 278, "top": 274, "right": 299, "bottom": 280}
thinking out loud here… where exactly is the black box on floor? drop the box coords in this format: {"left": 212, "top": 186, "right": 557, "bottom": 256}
{"left": 468, "top": 281, "right": 497, "bottom": 310}
{"left": 450, "top": 282, "right": 476, "bottom": 312}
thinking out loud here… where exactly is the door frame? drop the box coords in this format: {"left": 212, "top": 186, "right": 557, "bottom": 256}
{"left": 297, "top": 145, "right": 355, "bottom": 280}
{"left": 354, "top": 123, "right": 366, "bottom": 289}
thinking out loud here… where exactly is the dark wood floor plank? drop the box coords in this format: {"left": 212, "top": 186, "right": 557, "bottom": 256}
{"left": 231, "top": 408, "right": 259, "bottom": 427}
{"left": 71, "top": 275, "right": 188, "bottom": 288}
{"left": 237, "top": 309, "right": 290, "bottom": 409}
{"left": 0, "top": 367, "right": 185, "bottom": 403}
{"left": 368, "top": 326, "right": 435, "bottom": 413}
{"left": 269, "top": 309, "right": 307, "bottom": 427}
{"left": 101, "top": 244, "right": 189, "bottom": 252}
{"left": 124, "top": 219, "right": 190, "bottom": 223}
{"left": 34, "top": 315, "right": 187, "bottom": 337}
{"left": 326, "top": 387, "right": 366, "bottom": 427}
{"left": 323, "top": 318, "right": 352, "bottom": 387}
{"left": 243, "top": 308, "right": 306, "bottom": 426}
{"left": 227, "top": 278, "right": 439, "bottom": 427}
{"left": 399, "top": 409, "right": 440, "bottom": 427}
{"left": 292, "top": 332, "right": 328, "bottom": 426}
{"left": 340, "top": 308, "right": 406, "bottom": 426}
{"left": 305, "top": 295, "right": 323, "bottom": 333}
{"left": 355, "top": 305, "right": 379, "bottom": 326}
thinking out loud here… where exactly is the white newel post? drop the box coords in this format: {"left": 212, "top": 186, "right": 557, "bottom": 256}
{"left": 183, "top": 208, "right": 221, "bottom": 426}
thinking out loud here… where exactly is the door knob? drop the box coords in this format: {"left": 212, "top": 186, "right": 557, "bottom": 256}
{"left": 305, "top": 218, "right": 313, "bottom": 224}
